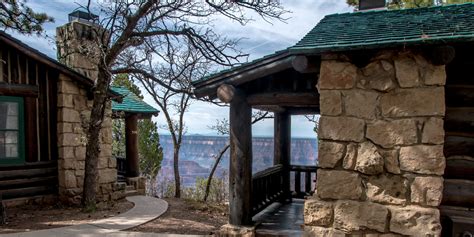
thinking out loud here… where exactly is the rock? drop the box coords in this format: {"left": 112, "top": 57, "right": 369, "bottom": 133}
{"left": 316, "top": 170, "right": 363, "bottom": 200}
{"left": 58, "top": 147, "right": 75, "bottom": 159}
{"left": 395, "top": 55, "right": 421, "bottom": 88}
{"left": 318, "top": 141, "right": 345, "bottom": 168}
{"left": 319, "top": 60, "right": 357, "bottom": 89}
{"left": 399, "top": 145, "right": 445, "bottom": 175}
{"left": 380, "top": 88, "right": 445, "bottom": 118}
{"left": 422, "top": 118, "right": 445, "bottom": 145}
{"left": 423, "top": 65, "right": 446, "bottom": 86}
{"left": 389, "top": 206, "right": 441, "bottom": 236}
{"left": 58, "top": 108, "right": 81, "bottom": 123}
{"left": 98, "top": 168, "right": 117, "bottom": 184}
{"left": 366, "top": 174, "right": 407, "bottom": 205}
{"left": 343, "top": 143, "right": 358, "bottom": 170}
{"left": 355, "top": 142, "right": 384, "bottom": 175}
{"left": 304, "top": 199, "right": 334, "bottom": 227}
{"left": 320, "top": 90, "right": 342, "bottom": 116}
{"left": 58, "top": 94, "right": 74, "bottom": 108}
{"left": 58, "top": 133, "right": 80, "bottom": 147}
{"left": 410, "top": 176, "right": 443, "bottom": 206}
{"left": 343, "top": 90, "right": 379, "bottom": 120}
{"left": 303, "top": 226, "right": 346, "bottom": 237}
{"left": 379, "top": 149, "right": 401, "bottom": 174}
{"left": 58, "top": 77, "right": 80, "bottom": 94}
{"left": 59, "top": 170, "right": 77, "bottom": 188}
{"left": 74, "top": 146, "right": 86, "bottom": 160}
{"left": 366, "top": 119, "right": 418, "bottom": 148}
{"left": 357, "top": 60, "right": 396, "bottom": 92}
{"left": 319, "top": 116, "right": 365, "bottom": 142}
{"left": 334, "top": 200, "right": 388, "bottom": 233}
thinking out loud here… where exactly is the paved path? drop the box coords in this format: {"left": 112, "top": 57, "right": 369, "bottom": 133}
{"left": 0, "top": 196, "right": 207, "bottom": 237}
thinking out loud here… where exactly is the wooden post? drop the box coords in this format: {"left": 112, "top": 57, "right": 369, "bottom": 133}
{"left": 229, "top": 87, "right": 253, "bottom": 226}
{"left": 274, "top": 112, "right": 291, "bottom": 202}
{"left": 125, "top": 113, "right": 139, "bottom": 177}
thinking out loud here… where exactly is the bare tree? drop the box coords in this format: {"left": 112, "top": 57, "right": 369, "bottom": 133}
{"left": 0, "top": 0, "right": 53, "bottom": 35}
{"left": 203, "top": 111, "right": 272, "bottom": 202}
{"left": 67, "top": 0, "right": 286, "bottom": 206}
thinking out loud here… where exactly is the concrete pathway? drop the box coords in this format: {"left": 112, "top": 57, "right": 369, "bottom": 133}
{"left": 0, "top": 196, "right": 207, "bottom": 237}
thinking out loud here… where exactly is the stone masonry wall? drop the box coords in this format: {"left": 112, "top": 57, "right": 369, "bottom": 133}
{"left": 57, "top": 73, "right": 124, "bottom": 205}
{"left": 304, "top": 50, "right": 446, "bottom": 236}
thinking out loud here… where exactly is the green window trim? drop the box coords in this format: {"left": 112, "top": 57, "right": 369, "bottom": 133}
{"left": 0, "top": 96, "right": 25, "bottom": 165}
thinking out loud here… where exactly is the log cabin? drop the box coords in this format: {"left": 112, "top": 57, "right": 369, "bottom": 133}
{"left": 0, "top": 11, "right": 158, "bottom": 206}
{"left": 193, "top": 2, "right": 474, "bottom": 236}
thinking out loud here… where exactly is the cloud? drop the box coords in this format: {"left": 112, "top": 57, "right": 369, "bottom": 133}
{"left": 9, "top": 0, "right": 350, "bottom": 137}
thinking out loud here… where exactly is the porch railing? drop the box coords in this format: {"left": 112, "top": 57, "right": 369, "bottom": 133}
{"left": 251, "top": 164, "right": 284, "bottom": 215}
{"left": 115, "top": 156, "right": 127, "bottom": 182}
{"left": 290, "top": 165, "right": 318, "bottom": 199}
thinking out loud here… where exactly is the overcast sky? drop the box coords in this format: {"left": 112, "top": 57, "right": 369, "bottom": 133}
{"left": 8, "top": 0, "right": 353, "bottom": 138}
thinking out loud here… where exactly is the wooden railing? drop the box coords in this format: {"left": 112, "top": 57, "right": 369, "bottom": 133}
{"left": 251, "top": 164, "right": 284, "bottom": 215}
{"left": 115, "top": 156, "right": 127, "bottom": 182}
{"left": 290, "top": 165, "right": 318, "bottom": 199}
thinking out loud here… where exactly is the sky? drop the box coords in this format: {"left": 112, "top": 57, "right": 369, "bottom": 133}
{"left": 8, "top": 0, "right": 353, "bottom": 138}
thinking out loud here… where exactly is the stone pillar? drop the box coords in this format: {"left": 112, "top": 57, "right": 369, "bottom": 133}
{"left": 125, "top": 113, "right": 139, "bottom": 177}
{"left": 229, "top": 89, "right": 253, "bottom": 226}
{"left": 274, "top": 112, "right": 291, "bottom": 202}
{"left": 304, "top": 51, "right": 446, "bottom": 236}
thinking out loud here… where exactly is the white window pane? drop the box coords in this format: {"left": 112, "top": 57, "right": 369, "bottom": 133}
{"left": 0, "top": 102, "right": 18, "bottom": 129}
{"left": 5, "top": 144, "right": 18, "bottom": 158}
{"left": 5, "top": 131, "right": 17, "bottom": 144}
{"left": 6, "top": 102, "right": 18, "bottom": 116}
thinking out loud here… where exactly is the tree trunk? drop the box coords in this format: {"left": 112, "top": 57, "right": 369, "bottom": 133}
{"left": 203, "top": 144, "right": 230, "bottom": 202}
{"left": 82, "top": 66, "right": 111, "bottom": 208}
{"left": 173, "top": 146, "right": 181, "bottom": 198}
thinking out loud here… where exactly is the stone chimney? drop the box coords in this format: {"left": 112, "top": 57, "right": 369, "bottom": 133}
{"left": 56, "top": 10, "right": 104, "bottom": 81}
{"left": 359, "top": 0, "right": 386, "bottom": 11}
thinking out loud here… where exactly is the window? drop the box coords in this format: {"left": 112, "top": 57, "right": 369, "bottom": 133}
{"left": 0, "top": 96, "right": 24, "bottom": 165}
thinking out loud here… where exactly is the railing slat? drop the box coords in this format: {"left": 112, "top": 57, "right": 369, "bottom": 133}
{"left": 305, "top": 171, "right": 312, "bottom": 193}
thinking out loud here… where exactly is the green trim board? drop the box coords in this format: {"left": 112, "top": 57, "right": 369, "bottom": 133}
{"left": 0, "top": 96, "right": 25, "bottom": 165}
{"left": 111, "top": 86, "right": 159, "bottom": 115}
{"left": 194, "top": 3, "right": 474, "bottom": 88}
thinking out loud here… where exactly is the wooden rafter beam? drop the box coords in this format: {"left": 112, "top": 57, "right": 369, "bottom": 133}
{"left": 246, "top": 92, "right": 319, "bottom": 106}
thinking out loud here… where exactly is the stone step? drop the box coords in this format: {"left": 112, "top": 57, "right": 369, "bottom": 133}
{"left": 125, "top": 190, "right": 139, "bottom": 197}
{"left": 125, "top": 185, "right": 135, "bottom": 191}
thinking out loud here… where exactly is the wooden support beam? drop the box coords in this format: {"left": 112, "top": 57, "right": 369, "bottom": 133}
{"left": 247, "top": 92, "right": 319, "bottom": 106}
{"left": 291, "top": 55, "right": 319, "bottom": 73}
{"left": 217, "top": 84, "right": 236, "bottom": 103}
{"left": 229, "top": 88, "right": 253, "bottom": 226}
{"left": 274, "top": 112, "right": 291, "bottom": 202}
{"left": 125, "top": 114, "right": 140, "bottom": 177}
{"left": 0, "top": 84, "right": 38, "bottom": 97}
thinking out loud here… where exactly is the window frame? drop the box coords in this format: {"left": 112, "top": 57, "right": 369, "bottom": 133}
{"left": 0, "top": 96, "right": 25, "bottom": 165}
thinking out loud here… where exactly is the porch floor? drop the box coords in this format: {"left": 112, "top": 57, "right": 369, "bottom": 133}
{"left": 253, "top": 199, "right": 304, "bottom": 237}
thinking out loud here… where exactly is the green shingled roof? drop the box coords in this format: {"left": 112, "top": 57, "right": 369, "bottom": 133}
{"left": 194, "top": 3, "right": 474, "bottom": 85}
{"left": 111, "top": 86, "right": 159, "bottom": 115}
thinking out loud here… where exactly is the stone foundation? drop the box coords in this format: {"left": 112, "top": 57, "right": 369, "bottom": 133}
{"left": 305, "top": 51, "right": 446, "bottom": 236}
{"left": 57, "top": 74, "right": 124, "bottom": 205}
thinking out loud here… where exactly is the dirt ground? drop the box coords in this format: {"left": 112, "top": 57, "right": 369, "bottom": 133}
{"left": 0, "top": 199, "right": 134, "bottom": 234}
{"left": 130, "top": 198, "right": 228, "bottom": 235}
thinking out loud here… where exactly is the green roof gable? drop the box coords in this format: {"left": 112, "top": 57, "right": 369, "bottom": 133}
{"left": 194, "top": 3, "right": 474, "bottom": 88}
{"left": 111, "top": 86, "right": 159, "bottom": 115}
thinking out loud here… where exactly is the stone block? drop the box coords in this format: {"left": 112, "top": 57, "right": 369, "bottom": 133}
{"left": 399, "top": 145, "right": 445, "bottom": 175}
{"left": 58, "top": 94, "right": 74, "bottom": 108}
{"left": 319, "top": 60, "right": 357, "bottom": 89}
{"left": 334, "top": 200, "right": 388, "bottom": 233}
{"left": 215, "top": 224, "right": 255, "bottom": 237}
{"left": 98, "top": 168, "right": 117, "bottom": 184}
{"left": 318, "top": 141, "right": 345, "bottom": 168}
{"left": 58, "top": 122, "right": 73, "bottom": 134}
{"left": 59, "top": 170, "right": 77, "bottom": 188}
{"left": 355, "top": 141, "right": 384, "bottom": 175}
{"left": 319, "top": 116, "right": 365, "bottom": 142}
{"left": 380, "top": 88, "right": 445, "bottom": 117}
{"left": 423, "top": 65, "right": 446, "bottom": 86}
{"left": 343, "top": 143, "right": 357, "bottom": 170}
{"left": 394, "top": 55, "right": 421, "bottom": 88}
{"left": 316, "top": 170, "right": 362, "bottom": 200}
{"left": 109, "top": 156, "right": 117, "bottom": 168}
{"left": 410, "top": 176, "right": 443, "bottom": 206}
{"left": 73, "top": 94, "right": 88, "bottom": 110}
{"left": 58, "top": 108, "right": 81, "bottom": 123}
{"left": 58, "top": 146, "right": 75, "bottom": 159}
{"left": 357, "top": 60, "right": 396, "bottom": 92}
{"left": 58, "top": 133, "right": 80, "bottom": 147}
{"left": 379, "top": 149, "right": 400, "bottom": 174}
{"left": 75, "top": 146, "right": 86, "bottom": 160}
{"left": 366, "top": 174, "right": 407, "bottom": 205}
{"left": 59, "top": 158, "right": 77, "bottom": 170}
{"left": 304, "top": 199, "right": 334, "bottom": 227}
{"left": 389, "top": 205, "right": 441, "bottom": 236}
{"left": 422, "top": 118, "right": 444, "bottom": 145}
{"left": 343, "top": 90, "right": 379, "bottom": 120}
{"left": 320, "top": 90, "right": 342, "bottom": 116}
{"left": 366, "top": 119, "right": 418, "bottom": 148}
{"left": 58, "top": 78, "right": 80, "bottom": 94}
{"left": 303, "top": 226, "right": 345, "bottom": 237}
